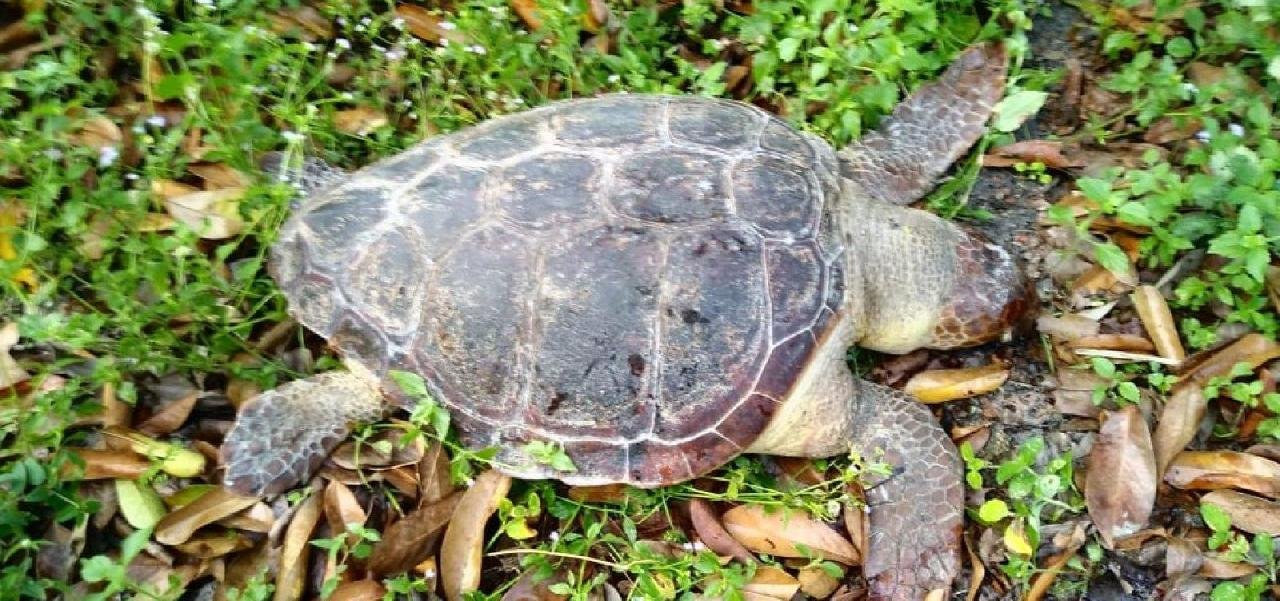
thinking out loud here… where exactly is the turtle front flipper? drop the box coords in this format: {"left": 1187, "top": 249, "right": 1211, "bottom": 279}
{"left": 839, "top": 42, "right": 1007, "bottom": 206}
{"left": 851, "top": 379, "right": 964, "bottom": 601}
{"left": 220, "top": 370, "right": 385, "bottom": 497}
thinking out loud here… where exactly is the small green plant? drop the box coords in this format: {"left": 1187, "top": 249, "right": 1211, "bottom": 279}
{"left": 1201, "top": 502, "right": 1278, "bottom": 601}
{"left": 311, "top": 523, "right": 382, "bottom": 599}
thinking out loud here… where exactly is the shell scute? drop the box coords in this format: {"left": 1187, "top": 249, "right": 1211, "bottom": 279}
{"left": 344, "top": 227, "right": 426, "bottom": 336}
{"left": 667, "top": 99, "right": 762, "bottom": 149}
{"left": 609, "top": 149, "right": 729, "bottom": 223}
{"left": 553, "top": 95, "right": 664, "bottom": 147}
{"left": 403, "top": 168, "right": 488, "bottom": 254}
{"left": 765, "top": 242, "right": 826, "bottom": 341}
{"left": 733, "top": 154, "right": 819, "bottom": 236}
{"left": 499, "top": 153, "right": 602, "bottom": 229}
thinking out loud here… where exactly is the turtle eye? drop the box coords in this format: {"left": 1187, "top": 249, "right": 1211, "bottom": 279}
{"left": 928, "top": 229, "right": 1036, "bottom": 349}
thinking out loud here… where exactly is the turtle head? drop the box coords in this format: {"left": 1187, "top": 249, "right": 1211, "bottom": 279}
{"left": 926, "top": 228, "right": 1036, "bottom": 349}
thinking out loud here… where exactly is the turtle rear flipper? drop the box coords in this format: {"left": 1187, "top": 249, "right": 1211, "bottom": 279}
{"left": 839, "top": 42, "right": 1007, "bottom": 206}
{"left": 851, "top": 379, "right": 964, "bottom": 600}
{"left": 221, "top": 370, "right": 384, "bottom": 497}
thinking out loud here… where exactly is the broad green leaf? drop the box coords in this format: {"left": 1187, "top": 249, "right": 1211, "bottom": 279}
{"left": 1201, "top": 502, "right": 1231, "bottom": 533}
{"left": 992, "top": 90, "right": 1048, "bottom": 132}
{"left": 390, "top": 370, "right": 429, "bottom": 399}
{"left": 977, "top": 499, "right": 1010, "bottom": 523}
{"left": 1094, "top": 242, "right": 1133, "bottom": 280}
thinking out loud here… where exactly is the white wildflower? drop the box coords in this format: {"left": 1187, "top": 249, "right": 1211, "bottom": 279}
{"left": 548, "top": 531, "right": 560, "bottom": 541}
{"left": 335, "top": 38, "right": 351, "bottom": 50}
{"left": 43, "top": 149, "right": 63, "bottom": 160}
{"left": 385, "top": 47, "right": 406, "bottom": 61}
{"left": 1182, "top": 82, "right": 1198, "bottom": 94}
{"left": 607, "top": 74, "right": 621, "bottom": 83}
{"left": 1195, "top": 129, "right": 1211, "bottom": 142}
{"left": 468, "top": 44, "right": 487, "bottom": 55}
{"left": 281, "top": 130, "right": 306, "bottom": 143}
{"left": 125, "top": 172, "right": 140, "bottom": 181}
{"left": 438, "top": 21, "right": 457, "bottom": 30}
{"left": 98, "top": 146, "right": 119, "bottom": 168}
{"left": 1228, "top": 123, "right": 1245, "bottom": 137}
{"left": 391, "top": 17, "right": 406, "bottom": 29}
{"left": 145, "top": 114, "right": 166, "bottom": 128}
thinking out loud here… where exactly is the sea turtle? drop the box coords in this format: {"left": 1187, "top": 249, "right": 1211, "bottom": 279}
{"left": 222, "top": 42, "right": 1033, "bottom": 599}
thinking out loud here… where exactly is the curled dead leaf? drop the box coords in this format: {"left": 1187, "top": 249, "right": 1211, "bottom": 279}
{"left": 368, "top": 492, "right": 461, "bottom": 576}
{"left": 66, "top": 448, "right": 151, "bottom": 480}
{"left": 797, "top": 565, "right": 841, "bottom": 598}
{"left": 396, "top": 4, "right": 467, "bottom": 44}
{"left": 1036, "top": 314, "right": 1100, "bottom": 342}
{"left": 742, "top": 566, "right": 800, "bottom": 599}
{"left": 1152, "top": 385, "right": 1206, "bottom": 477}
{"left": 982, "top": 139, "right": 1086, "bottom": 169}
{"left": 68, "top": 116, "right": 123, "bottom": 150}
{"left": 187, "top": 163, "right": 250, "bottom": 189}
{"left": 566, "top": 483, "right": 629, "bottom": 503}
{"left": 1200, "top": 490, "right": 1280, "bottom": 535}
{"left": 265, "top": 6, "right": 334, "bottom": 41}
{"left": 165, "top": 188, "right": 245, "bottom": 240}
{"left": 174, "top": 531, "right": 253, "bottom": 558}
{"left": 1178, "top": 333, "right": 1280, "bottom": 387}
{"left": 324, "top": 479, "right": 367, "bottom": 534}
{"left": 509, "top": 0, "right": 543, "bottom": 31}
{"left": 1086, "top": 406, "right": 1156, "bottom": 549}
{"left": 333, "top": 107, "right": 390, "bottom": 136}
{"left": 903, "top": 364, "right": 1010, "bottom": 403}
{"left": 1197, "top": 557, "right": 1257, "bottom": 580}
{"left": 688, "top": 498, "right": 755, "bottom": 564}
{"left": 441, "top": 470, "right": 512, "bottom": 601}
{"left": 136, "top": 392, "right": 198, "bottom": 437}
{"left": 1132, "top": 285, "right": 1186, "bottom": 361}
{"left": 0, "top": 323, "right": 28, "bottom": 391}
{"left": 1165, "top": 451, "right": 1280, "bottom": 498}
{"left": 721, "top": 505, "right": 858, "bottom": 565}
{"left": 155, "top": 487, "right": 258, "bottom": 545}
{"left": 329, "top": 580, "right": 388, "bottom": 601}
{"left": 276, "top": 491, "right": 323, "bottom": 601}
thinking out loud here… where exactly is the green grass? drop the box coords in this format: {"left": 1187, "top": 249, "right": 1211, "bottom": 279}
{"left": 2, "top": 0, "right": 1279, "bottom": 598}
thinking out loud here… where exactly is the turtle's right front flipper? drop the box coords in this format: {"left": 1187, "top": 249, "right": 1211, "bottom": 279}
{"left": 221, "top": 370, "right": 385, "bottom": 497}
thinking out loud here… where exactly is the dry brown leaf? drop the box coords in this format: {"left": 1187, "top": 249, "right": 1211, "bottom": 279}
{"left": 1067, "top": 334, "right": 1156, "bottom": 352}
{"left": 1072, "top": 348, "right": 1180, "bottom": 366}
{"left": 1036, "top": 314, "right": 1100, "bottom": 341}
{"left": 1085, "top": 405, "right": 1156, "bottom": 549}
{"left": 1165, "top": 450, "right": 1280, "bottom": 497}
{"left": 1152, "top": 385, "right": 1206, "bottom": 477}
{"left": 1179, "top": 333, "right": 1280, "bottom": 387}
{"left": 329, "top": 580, "right": 387, "bottom": 601}
{"left": 276, "top": 491, "right": 322, "bottom": 601}
{"left": 721, "top": 505, "right": 858, "bottom": 565}
{"left": 797, "top": 565, "right": 841, "bottom": 599}
{"left": 509, "top": 0, "right": 543, "bottom": 30}
{"left": 441, "top": 471, "right": 512, "bottom": 601}
{"left": 108, "top": 428, "right": 206, "bottom": 478}
{"left": 151, "top": 179, "right": 200, "bottom": 200}
{"left": 1166, "top": 536, "right": 1205, "bottom": 578}
{"left": 689, "top": 498, "right": 755, "bottom": 564}
{"left": 368, "top": 492, "right": 461, "bottom": 576}
{"left": 581, "top": 0, "right": 609, "bottom": 31}
{"left": 137, "top": 392, "right": 198, "bottom": 437}
{"left": 265, "top": 6, "right": 334, "bottom": 41}
{"left": 324, "top": 480, "right": 367, "bottom": 534}
{"left": 217, "top": 501, "right": 274, "bottom": 533}
{"left": 333, "top": 107, "right": 390, "bottom": 136}
{"left": 1200, "top": 490, "right": 1280, "bottom": 535}
{"left": 174, "top": 531, "right": 253, "bottom": 558}
{"left": 187, "top": 163, "right": 250, "bottom": 189}
{"left": 982, "top": 139, "right": 1087, "bottom": 169}
{"left": 0, "top": 322, "right": 28, "bottom": 391}
{"left": 69, "top": 116, "right": 123, "bottom": 149}
{"left": 1144, "top": 115, "right": 1203, "bottom": 144}
{"left": 566, "top": 483, "right": 629, "bottom": 503}
{"left": 1244, "top": 444, "right": 1280, "bottom": 463}
{"left": 743, "top": 566, "right": 800, "bottom": 599}
{"left": 1197, "top": 557, "right": 1257, "bottom": 579}
{"left": 418, "top": 440, "right": 454, "bottom": 504}
{"left": 501, "top": 568, "right": 569, "bottom": 601}
{"left": 1132, "top": 285, "right": 1186, "bottom": 361}
{"left": 165, "top": 188, "right": 245, "bottom": 239}
{"left": 66, "top": 448, "right": 151, "bottom": 480}
{"left": 903, "top": 364, "right": 1010, "bottom": 403}
{"left": 1024, "top": 543, "right": 1081, "bottom": 601}
{"left": 155, "top": 488, "right": 258, "bottom": 545}
{"left": 963, "top": 534, "right": 985, "bottom": 601}
{"left": 99, "top": 380, "right": 131, "bottom": 428}
{"left": 396, "top": 4, "right": 467, "bottom": 44}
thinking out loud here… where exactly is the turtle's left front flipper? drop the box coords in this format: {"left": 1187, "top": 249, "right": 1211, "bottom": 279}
{"left": 851, "top": 379, "right": 964, "bottom": 601}
{"left": 839, "top": 42, "right": 1007, "bottom": 206}
{"left": 221, "top": 370, "right": 385, "bottom": 497}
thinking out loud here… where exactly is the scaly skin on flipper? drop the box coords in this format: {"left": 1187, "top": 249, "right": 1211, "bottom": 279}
{"left": 221, "top": 370, "right": 385, "bottom": 497}
{"left": 850, "top": 379, "right": 964, "bottom": 601}
{"left": 839, "top": 42, "right": 1007, "bottom": 206}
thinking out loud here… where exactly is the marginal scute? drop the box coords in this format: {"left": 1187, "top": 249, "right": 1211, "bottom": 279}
{"left": 526, "top": 226, "right": 662, "bottom": 438}
{"left": 610, "top": 149, "right": 729, "bottom": 223}
{"left": 345, "top": 227, "right": 425, "bottom": 335}
{"left": 668, "top": 99, "right": 760, "bottom": 149}
{"left": 329, "top": 312, "right": 391, "bottom": 374}
{"left": 457, "top": 113, "right": 545, "bottom": 160}
{"left": 553, "top": 95, "right": 663, "bottom": 147}
{"left": 758, "top": 119, "right": 812, "bottom": 159}
{"left": 716, "top": 393, "right": 780, "bottom": 449}
{"left": 499, "top": 153, "right": 601, "bottom": 229}
{"left": 366, "top": 143, "right": 443, "bottom": 185}
{"left": 733, "top": 155, "right": 817, "bottom": 235}
{"left": 301, "top": 187, "right": 389, "bottom": 247}
{"left": 289, "top": 275, "right": 339, "bottom": 337}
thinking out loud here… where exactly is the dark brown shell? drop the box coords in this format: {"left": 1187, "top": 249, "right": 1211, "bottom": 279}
{"left": 271, "top": 95, "right": 846, "bottom": 486}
